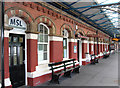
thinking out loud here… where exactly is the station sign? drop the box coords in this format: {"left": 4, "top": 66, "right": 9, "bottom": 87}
{"left": 9, "top": 17, "right": 26, "bottom": 30}
{"left": 116, "top": 34, "right": 120, "bottom": 38}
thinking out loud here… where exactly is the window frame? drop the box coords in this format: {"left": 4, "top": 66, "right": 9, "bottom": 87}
{"left": 63, "top": 29, "right": 69, "bottom": 60}
{"left": 37, "top": 23, "right": 49, "bottom": 64}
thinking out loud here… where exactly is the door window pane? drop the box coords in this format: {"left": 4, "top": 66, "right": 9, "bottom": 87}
{"left": 9, "top": 37, "right": 11, "bottom": 43}
{"left": 9, "top": 47, "right": 11, "bottom": 66}
{"left": 13, "top": 37, "right": 18, "bottom": 42}
{"left": 20, "top": 46, "right": 23, "bottom": 65}
{"left": 44, "top": 27, "right": 48, "bottom": 34}
{"left": 13, "top": 46, "right": 17, "bottom": 65}
{"left": 38, "top": 34, "right": 43, "bottom": 42}
{"left": 19, "top": 37, "right": 23, "bottom": 43}
{"left": 14, "top": 47, "right": 17, "bottom": 54}
{"left": 38, "top": 44, "right": 43, "bottom": 51}
{"left": 40, "top": 25, "right": 43, "bottom": 33}
{"left": 14, "top": 55, "right": 17, "bottom": 65}
{"left": 44, "top": 44, "right": 47, "bottom": 51}
{"left": 44, "top": 52, "right": 47, "bottom": 60}
{"left": 44, "top": 35, "right": 48, "bottom": 42}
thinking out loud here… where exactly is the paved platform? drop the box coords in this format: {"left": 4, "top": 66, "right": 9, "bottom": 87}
{"left": 39, "top": 52, "right": 118, "bottom": 86}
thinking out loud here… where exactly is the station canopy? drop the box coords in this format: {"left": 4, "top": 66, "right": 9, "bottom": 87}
{"left": 47, "top": 0, "right": 120, "bottom": 37}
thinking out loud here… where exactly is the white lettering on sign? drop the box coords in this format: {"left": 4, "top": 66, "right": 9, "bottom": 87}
{"left": 9, "top": 17, "right": 26, "bottom": 30}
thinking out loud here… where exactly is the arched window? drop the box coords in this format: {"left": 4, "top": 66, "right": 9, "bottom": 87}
{"left": 38, "top": 23, "right": 49, "bottom": 64}
{"left": 63, "top": 29, "right": 69, "bottom": 59}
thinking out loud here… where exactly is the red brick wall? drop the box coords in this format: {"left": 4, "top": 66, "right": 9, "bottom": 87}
{"left": 82, "top": 43, "right": 87, "bottom": 58}
{"left": 69, "top": 42, "right": 77, "bottom": 60}
{"left": 94, "top": 44, "right": 97, "bottom": 55}
{"left": 50, "top": 41, "right": 63, "bottom": 62}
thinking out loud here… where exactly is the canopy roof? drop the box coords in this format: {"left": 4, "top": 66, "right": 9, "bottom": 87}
{"left": 48, "top": 0, "right": 120, "bottom": 37}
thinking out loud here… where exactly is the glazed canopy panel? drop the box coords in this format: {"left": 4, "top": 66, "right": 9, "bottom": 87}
{"left": 48, "top": 0, "right": 119, "bottom": 37}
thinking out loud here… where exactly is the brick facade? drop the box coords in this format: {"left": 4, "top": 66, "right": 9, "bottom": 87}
{"left": 4, "top": 2, "right": 111, "bottom": 87}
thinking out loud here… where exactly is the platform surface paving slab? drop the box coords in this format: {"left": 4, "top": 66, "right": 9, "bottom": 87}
{"left": 39, "top": 52, "right": 118, "bottom": 86}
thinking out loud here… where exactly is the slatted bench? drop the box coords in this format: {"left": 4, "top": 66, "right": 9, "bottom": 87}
{"left": 103, "top": 51, "right": 109, "bottom": 58}
{"left": 90, "top": 54, "right": 96, "bottom": 64}
{"left": 48, "top": 59, "right": 80, "bottom": 84}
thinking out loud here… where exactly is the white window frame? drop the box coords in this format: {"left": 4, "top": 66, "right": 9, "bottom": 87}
{"left": 37, "top": 23, "right": 49, "bottom": 64}
{"left": 63, "top": 29, "right": 69, "bottom": 60}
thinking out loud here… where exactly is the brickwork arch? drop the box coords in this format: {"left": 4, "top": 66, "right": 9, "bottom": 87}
{"left": 86, "top": 31, "right": 96, "bottom": 35}
{"left": 60, "top": 23, "right": 73, "bottom": 38}
{"left": 75, "top": 28, "right": 85, "bottom": 36}
{"left": 35, "top": 16, "right": 56, "bottom": 35}
{"left": 5, "top": 7, "right": 34, "bottom": 31}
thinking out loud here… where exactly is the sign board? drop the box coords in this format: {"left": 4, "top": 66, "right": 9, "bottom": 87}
{"left": 9, "top": 17, "right": 26, "bottom": 30}
{"left": 74, "top": 46, "right": 77, "bottom": 53}
{"left": 116, "top": 34, "right": 120, "bottom": 38}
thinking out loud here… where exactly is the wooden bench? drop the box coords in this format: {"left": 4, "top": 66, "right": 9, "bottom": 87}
{"left": 91, "top": 54, "right": 99, "bottom": 63}
{"left": 103, "top": 51, "right": 109, "bottom": 58}
{"left": 48, "top": 59, "right": 80, "bottom": 84}
{"left": 90, "top": 54, "right": 96, "bottom": 64}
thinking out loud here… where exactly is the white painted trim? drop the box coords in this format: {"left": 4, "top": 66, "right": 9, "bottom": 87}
{"left": 89, "top": 41, "right": 94, "bottom": 44}
{"left": 82, "top": 40, "right": 88, "bottom": 43}
{"left": 27, "top": 61, "right": 79, "bottom": 78}
{"left": 24, "top": 36, "right": 28, "bottom": 85}
{"left": 98, "top": 42, "right": 102, "bottom": 44}
{"left": 95, "top": 55, "right": 99, "bottom": 58}
{"left": 68, "top": 39, "right": 77, "bottom": 42}
{"left": 86, "top": 54, "right": 91, "bottom": 62}
{"left": 4, "top": 30, "right": 9, "bottom": 37}
{"left": 94, "top": 42, "right": 97, "bottom": 44}
{"left": 27, "top": 33, "right": 38, "bottom": 39}
{"left": 49, "top": 36, "right": 63, "bottom": 41}
{"left": 5, "top": 78, "right": 11, "bottom": 87}
{"left": 81, "top": 59, "right": 86, "bottom": 61}
{"left": 98, "top": 52, "right": 103, "bottom": 56}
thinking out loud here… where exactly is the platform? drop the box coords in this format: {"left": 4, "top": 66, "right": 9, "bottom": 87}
{"left": 39, "top": 52, "right": 118, "bottom": 86}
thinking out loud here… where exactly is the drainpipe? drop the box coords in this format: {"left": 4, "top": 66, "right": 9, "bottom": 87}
{"left": 1, "top": 1, "right": 5, "bottom": 88}
{"left": 96, "top": 30, "right": 98, "bottom": 57}
{"left": 109, "top": 37, "right": 111, "bottom": 52}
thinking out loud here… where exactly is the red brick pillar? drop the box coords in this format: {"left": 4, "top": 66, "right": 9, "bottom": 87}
{"left": 69, "top": 39, "right": 77, "bottom": 60}
{"left": 27, "top": 33, "right": 38, "bottom": 86}
{"left": 4, "top": 30, "right": 12, "bottom": 87}
{"left": 27, "top": 33, "right": 38, "bottom": 72}
{"left": 82, "top": 40, "right": 87, "bottom": 65}
{"left": 94, "top": 42, "right": 97, "bottom": 55}
{"left": 103, "top": 43, "right": 105, "bottom": 52}
{"left": 50, "top": 36, "right": 63, "bottom": 62}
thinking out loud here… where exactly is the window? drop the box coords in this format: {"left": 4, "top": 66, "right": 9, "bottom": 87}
{"left": 38, "top": 23, "right": 49, "bottom": 64}
{"left": 63, "top": 29, "right": 69, "bottom": 59}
